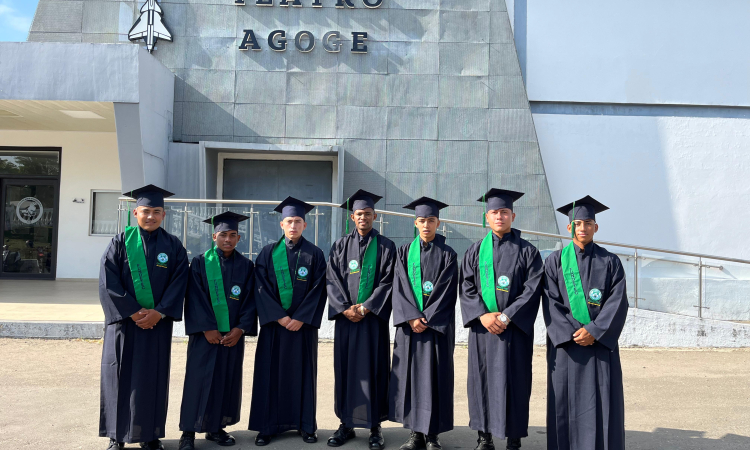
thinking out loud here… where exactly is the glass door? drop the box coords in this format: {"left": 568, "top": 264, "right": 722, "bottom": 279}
{"left": 1, "top": 180, "right": 59, "bottom": 279}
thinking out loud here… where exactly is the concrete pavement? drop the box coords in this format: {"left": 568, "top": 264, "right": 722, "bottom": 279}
{"left": 0, "top": 339, "right": 748, "bottom": 450}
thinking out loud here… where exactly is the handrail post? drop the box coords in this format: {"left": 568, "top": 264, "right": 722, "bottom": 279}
{"left": 698, "top": 256, "right": 703, "bottom": 319}
{"left": 249, "top": 205, "right": 254, "bottom": 259}
{"left": 182, "top": 202, "right": 189, "bottom": 248}
{"left": 633, "top": 248, "right": 639, "bottom": 309}
{"left": 117, "top": 200, "right": 123, "bottom": 234}
{"left": 315, "top": 207, "right": 320, "bottom": 246}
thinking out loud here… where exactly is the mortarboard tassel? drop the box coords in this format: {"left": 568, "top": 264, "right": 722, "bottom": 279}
{"left": 127, "top": 191, "right": 133, "bottom": 227}
{"left": 482, "top": 193, "right": 486, "bottom": 228}
{"left": 571, "top": 201, "right": 576, "bottom": 239}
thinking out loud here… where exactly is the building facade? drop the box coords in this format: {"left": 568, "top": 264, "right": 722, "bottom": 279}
{"left": 1, "top": 0, "right": 748, "bottom": 281}
{"left": 2, "top": 0, "right": 559, "bottom": 279}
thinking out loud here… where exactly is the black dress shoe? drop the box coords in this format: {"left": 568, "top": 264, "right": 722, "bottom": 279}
{"left": 255, "top": 434, "right": 272, "bottom": 446}
{"left": 206, "top": 429, "right": 236, "bottom": 446}
{"left": 506, "top": 438, "right": 521, "bottom": 450}
{"left": 328, "top": 424, "right": 356, "bottom": 447}
{"left": 475, "top": 431, "right": 494, "bottom": 450}
{"left": 106, "top": 439, "right": 124, "bottom": 450}
{"left": 425, "top": 434, "right": 442, "bottom": 450}
{"left": 369, "top": 426, "right": 385, "bottom": 450}
{"left": 399, "top": 431, "right": 425, "bottom": 450}
{"left": 140, "top": 440, "right": 165, "bottom": 450}
{"left": 179, "top": 435, "right": 196, "bottom": 450}
{"left": 300, "top": 430, "right": 318, "bottom": 443}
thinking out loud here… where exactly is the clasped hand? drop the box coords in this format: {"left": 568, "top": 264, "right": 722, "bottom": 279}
{"left": 573, "top": 327, "right": 595, "bottom": 346}
{"left": 480, "top": 313, "right": 507, "bottom": 335}
{"left": 409, "top": 317, "right": 428, "bottom": 333}
{"left": 342, "top": 304, "right": 369, "bottom": 322}
{"left": 130, "top": 308, "right": 161, "bottom": 330}
{"left": 277, "top": 316, "right": 303, "bottom": 331}
{"left": 204, "top": 328, "right": 244, "bottom": 347}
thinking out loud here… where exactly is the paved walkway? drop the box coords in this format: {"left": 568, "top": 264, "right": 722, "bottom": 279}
{"left": 0, "top": 339, "right": 748, "bottom": 450}
{"left": 0, "top": 279, "right": 102, "bottom": 322}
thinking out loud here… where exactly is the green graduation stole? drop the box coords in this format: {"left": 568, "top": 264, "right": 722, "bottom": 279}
{"left": 355, "top": 235, "right": 378, "bottom": 304}
{"left": 124, "top": 226, "right": 156, "bottom": 309}
{"left": 271, "top": 236, "right": 295, "bottom": 310}
{"left": 478, "top": 232, "right": 499, "bottom": 313}
{"left": 561, "top": 241, "right": 591, "bottom": 325}
{"left": 203, "top": 247, "right": 231, "bottom": 333}
{"left": 406, "top": 236, "right": 426, "bottom": 311}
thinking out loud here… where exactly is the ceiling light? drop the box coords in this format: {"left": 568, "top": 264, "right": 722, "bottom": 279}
{"left": 59, "top": 110, "right": 106, "bottom": 119}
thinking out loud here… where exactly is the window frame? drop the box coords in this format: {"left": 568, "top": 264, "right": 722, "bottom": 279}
{"left": 89, "top": 189, "right": 122, "bottom": 237}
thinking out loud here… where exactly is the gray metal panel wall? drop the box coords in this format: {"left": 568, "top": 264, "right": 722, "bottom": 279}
{"left": 30, "top": 0, "right": 558, "bottom": 238}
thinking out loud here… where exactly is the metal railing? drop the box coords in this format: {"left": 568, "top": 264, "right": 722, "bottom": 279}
{"left": 118, "top": 198, "right": 750, "bottom": 321}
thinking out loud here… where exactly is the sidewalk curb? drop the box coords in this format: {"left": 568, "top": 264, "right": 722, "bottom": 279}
{"left": 0, "top": 321, "right": 104, "bottom": 339}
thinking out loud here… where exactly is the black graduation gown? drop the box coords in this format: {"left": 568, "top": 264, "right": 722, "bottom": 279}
{"left": 542, "top": 242, "right": 628, "bottom": 450}
{"left": 248, "top": 236, "right": 327, "bottom": 435}
{"left": 459, "top": 229, "right": 544, "bottom": 439}
{"left": 388, "top": 234, "right": 458, "bottom": 436}
{"left": 98, "top": 227, "right": 189, "bottom": 443}
{"left": 326, "top": 228, "right": 397, "bottom": 429}
{"left": 179, "top": 249, "right": 257, "bottom": 433}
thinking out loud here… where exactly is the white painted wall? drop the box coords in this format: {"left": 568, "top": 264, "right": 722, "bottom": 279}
{"left": 0, "top": 130, "right": 121, "bottom": 279}
{"left": 525, "top": 0, "right": 750, "bottom": 106}
{"left": 534, "top": 113, "right": 750, "bottom": 261}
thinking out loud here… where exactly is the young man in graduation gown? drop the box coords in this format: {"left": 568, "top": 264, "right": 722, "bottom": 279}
{"left": 542, "top": 196, "right": 629, "bottom": 450}
{"left": 98, "top": 185, "right": 189, "bottom": 450}
{"left": 248, "top": 197, "right": 328, "bottom": 446}
{"left": 178, "top": 212, "right": 258, "bottom": 450}
{"left": 459, "top": 189, "right": 544, "bottom": 450}
{"left": 389, "top": 197, "right": 459, "bottom": 450}
{"left": 326, "top": 189, "right": 397, "bottom": 450}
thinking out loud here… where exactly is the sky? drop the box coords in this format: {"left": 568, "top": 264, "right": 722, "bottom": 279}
{"left": 0, "top": 0, "right": 38, "bottom": 42}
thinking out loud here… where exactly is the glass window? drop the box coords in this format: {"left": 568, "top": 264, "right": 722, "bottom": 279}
{"left": 0, "top": 149, "right": 60, "bottom": 176}
{"left": 91, "top": 191, "right": 120, "bottom": 235}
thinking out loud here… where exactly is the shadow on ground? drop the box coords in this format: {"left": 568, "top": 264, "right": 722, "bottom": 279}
{"left": 156, "top": 426, "right": 750, "bottom": 450}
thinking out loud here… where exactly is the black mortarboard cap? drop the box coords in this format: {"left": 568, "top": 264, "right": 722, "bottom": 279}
{"left": 274, "top": 196, "right": 315, "bottom": 220}
{"left": 556, "top": 195, "right": 609, "bottom": 222}
{"left": 341, "top": 189, "right": 383, "bottom": 212}
{"left": 403, "top": 196, "right": 449, "bottom": 219}
{"left": 123, "top": 184, "right": 175, "bottom": 208}
{"left": 477, "top": 188, "right": 525, "bottom": 211}
{"left": 203, "top": 211, "right": 249, "bottom": 233}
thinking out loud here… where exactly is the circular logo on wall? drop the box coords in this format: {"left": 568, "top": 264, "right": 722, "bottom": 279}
{"left": 349, "top": 260, "right": 359, "bottom": 271}
{"left": 16, "top": 197, "right": 44, "bottom": 224}
{"left": 498, "top": 275, "right": 510, "bottom": 289}
{"left": 231, "top": 285, "right": 242, "bottom": 296}
{"left": 423, "top": 281, "right": 434, "bottom": 293}
{"left": 298, "top": 267, "right": 309, "bottom": 278}
{"left": 589, "top": 289, "right": 602, "bottom": 302}
{"left": 157, "top": 253, "right": 169, "bottom": 264}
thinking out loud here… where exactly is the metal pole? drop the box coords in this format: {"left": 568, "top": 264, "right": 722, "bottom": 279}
{"left": 315, "top": 207, "right": 320, "bottom": 246}
{"left": 248, "top": 205, "right": 254, "bottom": 259}
{"left": 117, "top": 201, "right": 123, "bottom": 234}
{"left": 377, "top": 215, "right": 388, "bottom": 236}
{"left": 698, "top": 256, "right": 703, "bottom": 319}
{"left": 633, "top": 248, "right": 639, "bottom": 309}
{"left": 182, "top": 202, "right": 188, "bottom": 246}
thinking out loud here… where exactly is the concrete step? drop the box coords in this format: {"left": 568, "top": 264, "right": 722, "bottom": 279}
{"left": 3, "top": 307, "right": 750, "bottom": 348}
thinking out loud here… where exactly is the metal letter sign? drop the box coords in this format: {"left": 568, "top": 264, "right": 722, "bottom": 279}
{"left": 234, "top": 0, "right": 380, "bottom": 53}
{"left": 129, "top": 0, "right": 173, "bottom": 53}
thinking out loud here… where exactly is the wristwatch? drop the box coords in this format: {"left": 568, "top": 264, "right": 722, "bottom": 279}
{"left": 359, "top": 305, "right": 367, "bottom": 316}
{"left": 498, "top": 313, "right": 510, "bottom": 325}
